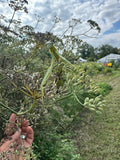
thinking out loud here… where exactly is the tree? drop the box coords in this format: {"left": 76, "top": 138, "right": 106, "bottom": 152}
{"left": 79, "top": 42, "right": 96, "bottom": 61}
{"left": 97, "top": 44, "right": 119, "bottom": 59}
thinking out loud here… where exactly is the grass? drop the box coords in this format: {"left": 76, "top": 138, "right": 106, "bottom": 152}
{"left": 71, "top": 70, "right": 120, "bottom": 160}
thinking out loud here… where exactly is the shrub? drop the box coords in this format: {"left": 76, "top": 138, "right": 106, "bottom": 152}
{"left": 113, "top": 62, "right": 120, "bottom": 70}
{"left": 97, "top": 82, "right": 112, "bottom": 96}
{"left": 33, "top": 133, "right": 81, "bottom": 160}
{"left": 103, "top": 67, "right": 112, "bottom": 74}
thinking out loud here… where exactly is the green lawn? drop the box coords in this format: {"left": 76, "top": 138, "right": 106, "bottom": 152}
{"left": 72, "top": 70, "right": 120, "bottom": 160}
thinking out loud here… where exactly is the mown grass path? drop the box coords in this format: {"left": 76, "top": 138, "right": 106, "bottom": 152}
{"left": 73, "top": 72, "right": 120, "bottom": 160}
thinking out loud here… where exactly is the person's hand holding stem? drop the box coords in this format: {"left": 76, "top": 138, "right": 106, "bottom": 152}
{"left": 0, "top": 113, "right": 34, "bottom": 159}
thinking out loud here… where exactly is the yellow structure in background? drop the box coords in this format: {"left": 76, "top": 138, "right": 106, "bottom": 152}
{"left": 107, "top": 62, "right": 112, "bottom": 67}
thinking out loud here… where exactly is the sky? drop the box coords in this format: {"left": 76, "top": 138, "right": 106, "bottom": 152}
{"left": 0, "top": 0, "right": 120, "bottom": 48}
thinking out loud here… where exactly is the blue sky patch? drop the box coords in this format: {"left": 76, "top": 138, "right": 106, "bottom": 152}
{"left": 104, "top": 20, "right": 120, "bottom": 34}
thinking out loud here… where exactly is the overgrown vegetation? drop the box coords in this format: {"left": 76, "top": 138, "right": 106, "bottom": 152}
{"left": 0, "top": 0, "right": 119, "bottom": 159}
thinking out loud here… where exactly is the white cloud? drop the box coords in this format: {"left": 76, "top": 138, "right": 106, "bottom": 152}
{"left": 84, "top": 30, "right": 120, "bottom": 48}
{"left": 0, "top": 0, "right": 120, "bottom": 48}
